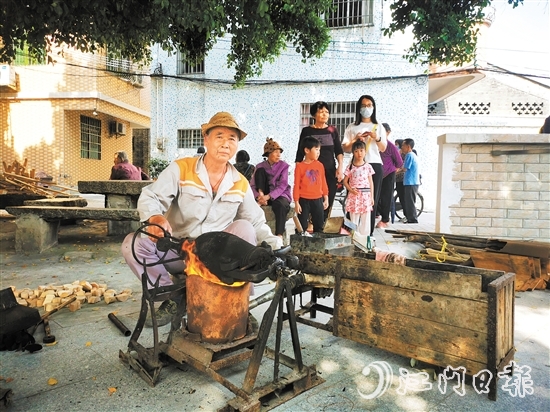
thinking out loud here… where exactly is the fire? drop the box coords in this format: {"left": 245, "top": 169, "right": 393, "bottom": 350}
{"left": 181, "top": 240, "right": 245, "bottom": 287}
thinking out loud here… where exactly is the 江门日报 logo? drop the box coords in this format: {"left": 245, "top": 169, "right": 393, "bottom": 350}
{"left": 358, "top": 361, "right": 534, "bottom": 399}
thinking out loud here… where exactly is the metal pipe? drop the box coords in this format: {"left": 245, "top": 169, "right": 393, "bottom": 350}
{"left": 249, "top": 272, "right": 334, "bottom": 309}
{"left": 108, "top": 313, "right": 131, "bottom": 337}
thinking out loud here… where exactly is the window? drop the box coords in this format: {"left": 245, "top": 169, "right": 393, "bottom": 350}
{"left": 326, "top": 0, "right": 374, "bottom": 28}
{"left": 176, "top": 51, "right": 205, "bottom": 75}
{"left": 80, "top": 115, "right": 101, "bottom": 159}
{"left": 512, "top": 102, "right": 544, "bottom": 116}
{"left": 300, "top": 101, "right": 356, "bottom": 139}
{"left": 177, "top": 129, "right": 203, "bottom": 149}
{"left": 13, "top": 44, "right": 45, "bottom": 66}
{"left": 106, "top": 54, "right": 143, "bottom": 86}
{"left": 458, "top": 102, "right": 490, "bottom": 115}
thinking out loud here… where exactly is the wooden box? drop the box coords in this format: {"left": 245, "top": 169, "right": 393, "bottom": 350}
{"left": 296, "top": 253, "right": 515, "bottom": 400}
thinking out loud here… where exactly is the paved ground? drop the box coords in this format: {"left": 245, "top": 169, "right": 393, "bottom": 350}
{"left": 0, "top": 206, "right": 548, "bottom": 411}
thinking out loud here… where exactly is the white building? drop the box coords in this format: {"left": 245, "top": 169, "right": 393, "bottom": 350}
{"left": 149, "top": 1, "right": 432, "bottom": 206}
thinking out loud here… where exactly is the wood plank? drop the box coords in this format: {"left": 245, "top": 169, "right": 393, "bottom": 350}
{"left": 471, "top": 250, "right": 535, "bottom": 292}
{"left": 337, "top": 280, "right": 488, "bottom": 364}
{"left": 404, "top": 258, "right": 503, "bottom": 292}
{"left": 339, "top": 280, "right": 488, "bottom": 333}
{"left": 336, "top": 325, "right": 487, "bottom": 376}
{"left": 487, "top": 272, "right": 515, "bottom": 381}
{"left": 297, "top": 252, "right": 484, "bottom": 301}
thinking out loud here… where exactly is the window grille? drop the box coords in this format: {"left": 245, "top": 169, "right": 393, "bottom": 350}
{"left": 80, "top": 115, "right": 101, "bottom": 159}
{"left": 176, "top": 51, "right": 205, "bottom": 75}
{"left": 106, "top": 55, "right": 142, "bottom": 85}
{"left": 458, "top": 102, "right": 491, "bottom": 115}
{"left": 177, "top": 129, "right": 203, "bottom": 149}
{"left": 326, "top": 0, "right": 374, "bottom": 28}
{"left": 300, "top": 101, "right": 356, "bottom": 139}
{"left": 511, "top": 102, "right": 544, "bottom": 116}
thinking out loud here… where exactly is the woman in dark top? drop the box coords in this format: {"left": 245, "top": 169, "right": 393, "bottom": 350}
{"left": 233, "top": 150, "right": 255, "bottom": 181}
{"left": 295, "top": 101, "right": 344, "bottom": 222}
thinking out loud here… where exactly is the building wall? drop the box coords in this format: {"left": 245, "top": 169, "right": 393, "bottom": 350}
{"left": 150, "top": 2, "right": 430, "bottom": 200}
{"left": 437, "top": 134, "right": 550, "bottom": 241}
{"left": 426, "top": 72, "right": 549, "bottom": 212}
{"left": 1, "top": 48, "right": 151, "bottom": 187}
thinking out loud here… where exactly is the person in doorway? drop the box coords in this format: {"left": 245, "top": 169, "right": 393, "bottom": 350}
{"left": 293, "top": 137, "right": 328, "bottom": 234}
{"left": 250, "top": 138, "right": 292, "bottom": 240}
{"left": 376, "top": 123, "right": 403, "bottom": 228}
{"left": 110, "top": 151, "right": 144, "bottom": 180}
{"left": 400, "top": 138, "right": 420, "bottom": 224}
{"left": 295, "top": 101, "right": 344, "bottom": 222}
{"left": 342, "top": 95, "right": 387, "bottom": 236}
{"left": 343, "top": 140, "right": 375, "bottom": 236}
{"left": 540, "top": 116, "right": 550, "bottom": 133}
{"left": 121, "top": 112, "right": 282, "bottom": 326}
{"left": 233, "top": 150, "right": 255, "bottom": 181}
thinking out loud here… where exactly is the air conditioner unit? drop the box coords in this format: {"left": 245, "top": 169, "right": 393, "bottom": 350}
{"left": 0, "top": 64, "right": 17, "bottom": 89}
{"left": 109, "top": 121, "right": 126, "bottom": 136}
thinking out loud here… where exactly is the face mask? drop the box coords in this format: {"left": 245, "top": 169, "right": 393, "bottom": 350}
{"left": 360, "top": 107, "right": 373, "bottom": 118}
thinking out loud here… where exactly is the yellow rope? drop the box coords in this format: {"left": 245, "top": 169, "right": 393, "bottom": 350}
{"left": 436, "top": 236, "right": 448, "bottom": 262}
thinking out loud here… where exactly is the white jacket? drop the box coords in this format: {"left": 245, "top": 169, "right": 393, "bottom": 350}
{"left": 138, "top": 156, "right": 283, "bottom": 250}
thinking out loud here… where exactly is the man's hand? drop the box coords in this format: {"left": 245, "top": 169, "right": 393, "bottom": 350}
{"left": 146, "top": 215, "right": 172, "bottom": 242}
{"left": 295, "top": 202, "right": 302, "bottom": 214}
{"left": 322, "top": 196, "right": 329, "bottom": 210}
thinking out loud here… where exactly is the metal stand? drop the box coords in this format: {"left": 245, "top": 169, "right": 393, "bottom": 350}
{"left": 119, "top": 234, "right": 323, "bottom": 411}
{"left": 162, "top": 275, "right": 324, "bottom": 411}
{"left": 119, "top": 262, "right": 186, "bottom": 387}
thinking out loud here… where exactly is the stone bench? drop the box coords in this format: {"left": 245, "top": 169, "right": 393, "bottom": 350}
{"left": 5, "top": 206, "right": 140, "bottom": 253}
{"left": 23, "top": 197, "right": 88, "bottom": 207}
{"left": 261, "top": 205, "right": 295, "bottom": 244}
{"left": 78, "top": 180, "right": 152, "bottom": 235}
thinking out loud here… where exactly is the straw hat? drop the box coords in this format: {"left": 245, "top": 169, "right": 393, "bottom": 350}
{"left": 201, "top": 112, "right": 247, "bottom": 140}
{"left": 263, "top": 137, "right": 283, "bottom": 157}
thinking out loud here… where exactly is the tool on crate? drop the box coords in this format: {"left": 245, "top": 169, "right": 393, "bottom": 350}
{"left": 120, "top": 222, "right": 323, "bottom": 411}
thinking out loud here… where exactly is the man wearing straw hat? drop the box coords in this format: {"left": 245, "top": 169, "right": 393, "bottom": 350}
{"left": 121, "top": 112, "right": 282, "bottom": 326}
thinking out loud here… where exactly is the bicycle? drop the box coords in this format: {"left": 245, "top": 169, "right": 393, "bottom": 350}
{"left": 393, "top": 189, "right": 424, "bottom": 221}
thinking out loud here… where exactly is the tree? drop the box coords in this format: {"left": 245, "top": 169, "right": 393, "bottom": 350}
{"left": 1, "top": 1, "right": 524, "bottom": 85}
{"left": 383, "top": 0, "right": 524, "bottom": 66}
{"left": 1, "top": 0, "right": 333, "bottom": 85}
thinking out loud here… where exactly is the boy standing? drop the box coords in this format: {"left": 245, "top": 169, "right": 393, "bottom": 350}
{"left": 400, "top": 138, "right": 420, "bottom": 224}
{"left": 294, "top": 137, "right": 329, "bottom": 233}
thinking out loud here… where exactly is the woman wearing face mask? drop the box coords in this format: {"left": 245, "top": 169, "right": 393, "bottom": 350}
{"left": 342, "top": 95, "right": 387, "bottom": 236}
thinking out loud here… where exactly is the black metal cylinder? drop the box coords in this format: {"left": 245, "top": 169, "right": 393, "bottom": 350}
{"left": 108, "top": 313, "right": 131, "bottom": 337}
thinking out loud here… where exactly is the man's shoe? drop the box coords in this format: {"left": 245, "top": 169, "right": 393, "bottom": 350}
{"left": 404, "top": 220, "right": 418, "bottom": 224}
{"left": 145, "top": 299, "right": 178, "bottom": 327}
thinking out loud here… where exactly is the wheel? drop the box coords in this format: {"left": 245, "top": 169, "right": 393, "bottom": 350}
{"left": 394, "top": 191, "right": 424, "bottom": 220}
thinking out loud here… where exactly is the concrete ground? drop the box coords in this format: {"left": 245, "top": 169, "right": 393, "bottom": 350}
{"left": 0, "top": 205, "right": 548, "bottom": 411}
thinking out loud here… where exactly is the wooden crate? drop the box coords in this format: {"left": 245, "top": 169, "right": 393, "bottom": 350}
{"left": 296, "top": 253, "right": 515, "bottom": 400}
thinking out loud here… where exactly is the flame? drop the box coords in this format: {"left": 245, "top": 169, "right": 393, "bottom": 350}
{"left": 182, "top": 240, "right": 245, "bottom": 287}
